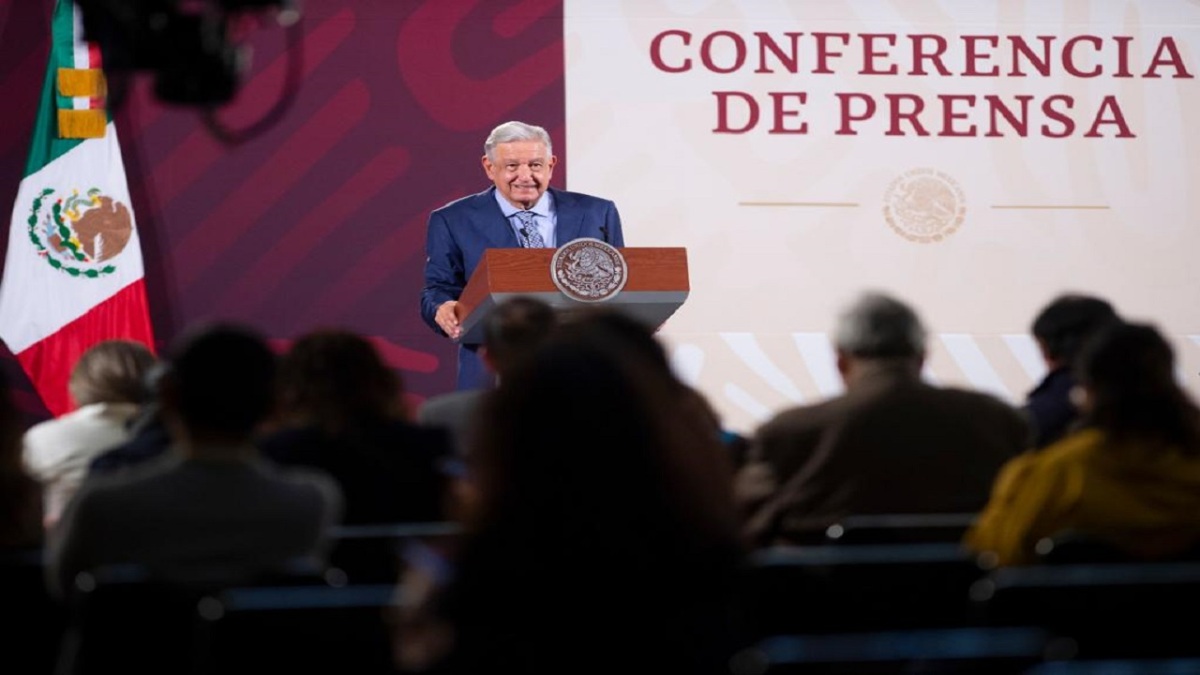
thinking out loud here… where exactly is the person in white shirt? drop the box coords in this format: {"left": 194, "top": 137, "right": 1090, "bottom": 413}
{"left": 23, "top": 339, "right": 156, "bottom": 526}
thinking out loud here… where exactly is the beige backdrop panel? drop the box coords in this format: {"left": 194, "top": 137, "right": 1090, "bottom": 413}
{"left": 565, "top": 0, "right": 1200, "bottom": 434}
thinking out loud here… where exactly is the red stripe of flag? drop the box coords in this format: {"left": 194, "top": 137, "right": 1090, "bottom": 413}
{"left": 16, "top": 279, "right": 155, "bottom": 415}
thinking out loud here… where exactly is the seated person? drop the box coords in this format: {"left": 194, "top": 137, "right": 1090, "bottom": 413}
{"left": 47, "top": 323, "right": 342, "bottom": 597}
{"left": 259, "top": 329, "right": 451, "bottom": 525}
{"left": 965, "top": 321, "right": 1200, "bottom": 566}
{"left": 739, "top": 292, "right": 1029, "bottom": 545}
{"left": 23, "top": 340, "right": 156, "bottom": 527}
{"left": 393, "top": 308, "right": 743, "bottom": 675}
{"left": 1023, "top": 293, "right": 1120, "bottom": 449}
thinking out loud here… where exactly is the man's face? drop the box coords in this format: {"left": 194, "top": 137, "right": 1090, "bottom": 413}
{"left": 483, "top": 141, "right": 557, "bottom": 210}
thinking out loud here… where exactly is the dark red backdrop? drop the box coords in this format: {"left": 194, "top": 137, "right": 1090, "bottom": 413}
{"left": 0, "top": 0, "right": 566, "bottom": 420}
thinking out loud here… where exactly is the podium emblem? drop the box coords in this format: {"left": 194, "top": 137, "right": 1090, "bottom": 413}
{"left": 550, "top": 238, "right": 627, "bottom": 302}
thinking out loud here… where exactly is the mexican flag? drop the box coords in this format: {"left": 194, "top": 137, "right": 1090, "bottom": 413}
{"left": 0, "top": 0, "right": 154, "bottom": 416}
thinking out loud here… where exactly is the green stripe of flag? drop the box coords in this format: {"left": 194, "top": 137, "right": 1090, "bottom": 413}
{"left": 24, "top": 0, "right": 96, "bottom": 177}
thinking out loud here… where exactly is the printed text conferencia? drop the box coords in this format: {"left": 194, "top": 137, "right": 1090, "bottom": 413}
{"left": 649, "top": 30, "right": 1194, "bottom": 138}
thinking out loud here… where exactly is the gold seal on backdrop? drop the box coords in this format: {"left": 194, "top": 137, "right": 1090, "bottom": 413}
{"left": 551, "top": 238, "right": 627, "bottom": 302}
{"left": 883, "top": 169, "right": 966, "bottom": 243}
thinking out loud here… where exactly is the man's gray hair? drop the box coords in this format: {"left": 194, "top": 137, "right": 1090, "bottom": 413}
{"left": 834, "top": 292, "right": 927, "bottom": 359}
{"left": 484, "top": 121, "right": 553, "bottom": 162}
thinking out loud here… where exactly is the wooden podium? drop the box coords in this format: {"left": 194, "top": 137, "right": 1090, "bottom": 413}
{"left": 454, "top": 247, "right": 689, "bottom": 344}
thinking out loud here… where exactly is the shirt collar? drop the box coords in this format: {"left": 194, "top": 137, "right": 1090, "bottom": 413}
{"left": 494, "top": 188, "right": 554, "bottom": 219}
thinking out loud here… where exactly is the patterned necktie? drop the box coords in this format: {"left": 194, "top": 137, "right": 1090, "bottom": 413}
{"left": 515, "top": 210, "right": 545, "bottom": 248}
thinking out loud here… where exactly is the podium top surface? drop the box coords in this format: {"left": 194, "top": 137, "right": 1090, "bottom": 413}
{"left": 455, "top": 246, "right": 689, "bottom": 345}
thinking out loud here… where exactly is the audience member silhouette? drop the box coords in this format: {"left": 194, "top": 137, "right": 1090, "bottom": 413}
{"left": 259, "top": 329, "right": 451, "bottom": 525}
{"left": 561, "top": 308, "right": 744, "bottom": 460}
{"left": 47, "top": 323, "right": 342, "bottom": 597}
{"left": 738, "top": 291, "right": 1029, "bottom": 545}
{"left": 23, "top": 340, "right": 156, "bottom": 527}
{"left": 0, "top": 368, "right": 41, "bottom": 550}
{"left": 965, "top": 321, "right": 1200, "bottom": 566}
{"left": 394, "top": 308, "right": 744, "bottom": 675}
{"left": 417, "top": 296, "right": 557, "bottom": 458}
{"left": 1024, "top": 293, "right": 1120, "bottom": 449}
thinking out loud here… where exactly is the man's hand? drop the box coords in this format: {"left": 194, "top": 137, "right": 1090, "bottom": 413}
{"left": 435, "top": 301, "right": 463, "bottom": 340}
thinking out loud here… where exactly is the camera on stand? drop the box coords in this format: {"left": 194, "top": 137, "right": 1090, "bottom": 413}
{"left": 75, "top": 0, "right": 297, "bottom": 106}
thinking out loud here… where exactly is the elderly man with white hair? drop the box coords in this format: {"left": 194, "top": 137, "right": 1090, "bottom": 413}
{"left": 738, "top": 292, "right": 1029, "bottom": 547}
{"left": 420, "top": 120, "right": 625, "bottom": 391}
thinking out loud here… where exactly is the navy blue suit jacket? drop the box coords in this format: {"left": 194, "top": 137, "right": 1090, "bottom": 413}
{"left": 420, "top": 186, "right": 624, "bottom": 390}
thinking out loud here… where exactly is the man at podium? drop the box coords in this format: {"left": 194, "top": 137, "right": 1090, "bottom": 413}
{"left": 420, "top": 120, "right": 625, "bottom": 390}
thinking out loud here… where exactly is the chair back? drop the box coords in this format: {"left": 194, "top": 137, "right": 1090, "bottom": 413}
{"left": 1, "top": 548, "right": 67, "bottom": 675}
{"left": 730, "top": 626, "right": 1055, "bottom": 675}
{"left": 1025, "top": 658, "right": 1200, "bottom": 675}
{"left": 742, "top": 543, "right": 993, "bottom": 637}
{"left": 57, "top": 565, "right": 211, "bottom": 675}
{"left": 970, "top": 561, "right": 1200, "bottom": 659}
{"left": 55, "top": 560, "right": 331, "bottom": 675}
{"left": 1035, "top": 529, "right": 1200, "bottom": 565}
{"left": 192, "top": 583, "right": 401, "bottom": 674}
{"left": 327, "top": 521, "right": 460, "bottom": 584}
{"left": 824, "top": 512, "right": 978, "bottom": 545}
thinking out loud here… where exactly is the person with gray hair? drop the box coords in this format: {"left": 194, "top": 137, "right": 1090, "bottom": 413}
{"left": 483, "top": 120, "right": 555, "bottom": 162}
{"left": 420, "top": 120, "right": 624, "bottom": 391}
{"left": 737, "top": 291, "right": 1029, "bottom": 546}
{"left": 23, "top": 339, "right": 157, "bottom": 526}
{"left": 833, "top": 291, "right": 926, "bottom": 359}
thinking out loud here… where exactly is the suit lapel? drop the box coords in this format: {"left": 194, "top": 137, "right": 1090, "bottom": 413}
{"left": 471, "top": 188, "right": 521, "bottom": 249}
{"left": 551, "top": 188, "right": 584, "bottom": 244}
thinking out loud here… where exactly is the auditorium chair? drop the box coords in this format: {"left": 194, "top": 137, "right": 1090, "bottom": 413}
{"left": 740, "top": 543, "right": 994, "bottom": 638}
{"left": 327, "top": 520, "right": 460, "bottom": 584}
{"left": 729, "top": 626, "right": 1057, "bottom": 675}
{"left": 822, "top": 512, "right": 979, "bottom": 545}
{"left": 1032, "top": 529, "right": 1200, "bottom": 565}
{"left": 1024, "top": 657, "right": 1200, "bottom": 674}
{"left": 55, "top": 560, "right": 331, "bottom": 675}
{"left": 1, "top": 547, "right": 66, "bottom": 675}
{"left": 56, "top": 564, "right": 219, "bottom": 675}
{"left": 969, "top": 561, "right": 1200, "bottom": 660}
{"left": 192, "top": 583, "right": 401, "bottom": 674}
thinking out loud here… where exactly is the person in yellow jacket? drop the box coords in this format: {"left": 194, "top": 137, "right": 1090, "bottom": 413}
{"left": 964, "top": 321, "right": 1200, "bottom": 567}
